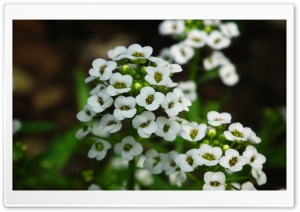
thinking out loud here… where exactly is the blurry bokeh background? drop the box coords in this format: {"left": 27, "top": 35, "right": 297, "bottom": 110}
{"left": 13, "top": 20, "right": 286, "bottom": 190}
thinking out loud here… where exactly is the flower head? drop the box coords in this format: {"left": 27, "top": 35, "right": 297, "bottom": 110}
{"left": 219, "top": 149, "right": 248, "bottom": 172}
{"left": 207, "top": 111, "right": 231, "bottom": 126}
{"left": 243, "top": 145, "right": 266, "bottom": 170}
{"left": 203, "top": 171, "right": 226, "bottom": 190}
{"left": 219, "top": 64, "right": 239, "bottom": 86}
{"left": 126, "top": 44, "right": 153, "bottom": 60}
{"left": 177, "top": 81, "right": 197, "bottom": 101}
{"left": 132, "top": 111, "right": 157, "bottom": 138}
{"left": 88, "top": 139, "right": 112, "bottom": 161}
{"left": 87, "top": 90, "right": 113, "bottom": 113}
{"left": 114, "top": 136, "right": 143, "bottom": 161}
{"left": 184, "top": 29, "right": 207, "bottom": 48}
{"left": 135, "top": 86, "right": 165, "bottom": 111}
{"left": 220, "top": 22, "right": 240, "bottom": 38}
{"left": 161, "top": 150, "right": 179, "bottom": 175}
{"left": 107, "top": 46, "right": 127, "bottom": 61}
{"left": 207, "top": 30, "right": 231, "bottom": 50}
{"left": 173, "top": 88, "right": 192, "bottom": 111}
{"left": 224, "top": 122, "right": 252, "bottom": 141}
{"left": 175, "top": 149, "right": 201, "bottom": 172}
{"left": 113, "top": 96, "right": 137, "bottom": 120}
{"left": 100, "top": 114, "right": 122, "bottom": 133}
{"left": 161, "top": 92, "right": 184, "bottom": 117}
{"left": 145, "top": 66, "right": 171, "bottom": 86}
{"left": 155, "top": 117, "right": 181, "bottom": 141}
{"left": 77, "top": 104, "right": 97, "bottom": 122}
{"left": 181, "top": 122, "right": 207, "bottom": 142}
{"left": 159, "top": 20, "right": 185, "bottom": 36}
{"left": 143, "top": 149, "right": 164, "bottom": 174}
{"left": 106, "top": 73, "right": 133, "bottom": 96}
{"left": 198, "top": 144, "right": 222, "bottom": 166}
{"left": 170, "top": 43, "right": 194, "bottom": 65}
{"left": 248, "top": 131, "right": 262, "bottom": 144}
{"left": 251, "top": 168, "right": 267, "bottom": 186}
{"left": 89, "top": 58, "right": 117, "bottom": 81}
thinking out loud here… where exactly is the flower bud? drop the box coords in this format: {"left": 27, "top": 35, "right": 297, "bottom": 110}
{"left": 129, "top": 69, "right": 137, "bottom": 76}
{"left": 213, "top": 140, "right": 220, "bottom": 146}
{"left": 217, "top": 124, "right": 226, "bottom": 130}
{"left": 207, "top": 128, "right": 217, "bottom": 138}
{"left": 133, "top": 82, "right": 142, "bottom": 91}
{"left": 142, "top": 81, "right": 150, "bottom": 87}
{"left": 135, "top": 73, "right": 142, "bottom": 80}
{"left": 203, "top": 140, "right": 210, "bottom": 145}
{"left": 121, "top": 65, "right": 131, "bottom": 74}
{"left": 218, "top": 134, "right": 226, "bottom": 142}
{"left": 222, "top": 144, "right": 230, "bottom": 151}
{"left": 140, "top": 66, "right": 147, "bottom": 75}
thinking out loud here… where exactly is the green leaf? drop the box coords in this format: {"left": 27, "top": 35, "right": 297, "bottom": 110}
{"left": 74, "top": 68, "right": 90, "bottom": 110}
{"left": 198, "top": 68, "right": 219, "bottom": 84}
{"left": 19, "top": 121, "right": 57, "bottom": 133}
{"left": 187, "top": 98, "right": 202, "bottom": 122}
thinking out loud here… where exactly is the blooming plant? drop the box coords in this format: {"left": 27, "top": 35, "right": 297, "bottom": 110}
{"left": 76, "top": 20, "right": 267, "bottom": 191}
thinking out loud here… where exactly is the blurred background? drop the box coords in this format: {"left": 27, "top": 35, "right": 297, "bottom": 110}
{"left": 13, "top": 20, "right": 286, "bottom": 190}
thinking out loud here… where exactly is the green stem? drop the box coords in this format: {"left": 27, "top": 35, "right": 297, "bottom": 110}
{"left": 189, "top": 48, "right": 200, "bottom": 80}
{"left": 126, "top": 159, "right": 136, "bottom": 190}
{"left": 228, "top": 183, "right": 240, "bottom": 190}
{"left": 187, "top": 173, "right": 202, "bottom": 186}
{"left": 226, "top": 176, "right": 249, "bottom": 182}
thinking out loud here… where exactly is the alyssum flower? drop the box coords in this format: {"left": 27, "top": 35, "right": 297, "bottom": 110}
{"left": 175, "top": 149, "right": 202, "bottom": 172}
{"left": 113, "top": 96, "right": 137, "bottom": 120}
{"left": 219, "top": 149, "right": 248, "bottom": 172}
{"left": 181, "top": 122, "right": 207, "bottom": 142}
{"left": 243, "top": 145, "right": 266, "bottom": 170}
{"left": 155, "top": 117, "right": 181, "bottom": 141}
{"left": 161, "top": 92, "right": 184, "bottom": 117}
{"left": 203, "top": 171, "right": 226, "bottom": 190}
{"left": 132, "top": 111, "right": 158, "bottom": 138}
{"left": 207, "top": 111, "right": 231, "bottom": 126}
{"left": 87, "top": 90, "right": 113, "bottom": 113}
{"left": 135, "top": 86, "right": 165, "bottom": 111}
{"left": 143, "top": 149, "right": 164, "bottom": 174}
{"left": 106, "top": 72, "right": 133, "bottom": 96}
{"left": 100, "top": 114, "right": 122, "bottom": 133}
{"left": 224, "top": 122, "right": 252, "bottom": 141}
{"left": 161, "top": 150, "right": 179, "bottom": 175}
{"left": 145, "top": 65, "right": 171, "bottom": 86}
{"left": 89, "top": 58, "right": 117, "bottom": 81}
{"left": 114, "top": 136, "right": 143, "bottom": 161}
{"left": 198, "top": 144, "right": 222, "bottom": 166}
{"left": 88, "top": 139, "right": 112, "bottom": 161}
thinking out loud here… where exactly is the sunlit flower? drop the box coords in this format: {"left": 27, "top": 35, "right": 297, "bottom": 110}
{"left": 175, "top": 149, "right": 201, "bottom": 172}
{"left": 100, "top": 114, "right": 122, "bottom": 133}
{"left": 143, "top": 149, "right": 164, "bottom": 174}
{"left": 251, "top": 168, "right": 267, "bottom": 186}
{"left": 224, "top": 122, "right": 252, "bottom": 141}
{"left": 161, "top": 92, "right": 184, "bottom": 117}
{"left": 106, "top": 73, "right": 133, "bottom": 96}
{"left": 107, "top": 46, "right": 127, "bottom": 61}
{"left": 173, "top": 88, "right": 192, "bottom": 111}
{"left": 207, "top": 111, "right": 231, "bottom": 126}
{"left": 88, "top": 139, "right": 111, "bottom": 161}
{"left": 161, "top": 150, "right": 179, "bottom": 175}
{"left": 206, "top": 30, "right": 231, "bottom": 50}
{"left": 219, "top": 149, "right": 248, "bottom": 172}
{"left": 243, "top": 145, "right": 266, "bottom": 170}
{"left": 77, "top": 104, "right": 97, "bottom": 122}
{"left": 87, "top": 90, "right": 113, "bottom": 113}
{"left": 126, "top": 44, "right": 153, "bottom": 60}
{"left": 170, "top": 43, "right": 194, "bottom": 65}
{"left": 113, "top": 96, "right": 137, "bottom": 120}
{"left": 145, "top": 66, "right": 171, "bottom": 86}
{"left": 89, "top": 58, "right": 117, "bottom": 81}
{"left": 177, "top": 81, "right": 197, "bottom": 101}
{"left": 198, "top": 144, "right": 222, "bottom": 166}
{"left": 219, "top": 63, "right": 239, "bottom": 86}
{"left": 203, "top": 171, "right": 226, "bottom": 190}
{"left": 114, "top": 136, "right": 143, "bottom": 161}
{"left": 159, "top": 20, "right": 185, "bottom": 36}
{"left": 220, "top": 22, "right": 240, "bottom": 38}
{"left": 169, "top": 170, "right": 187, "bottom": 187}
{"left": 135, "top": 86, "right": 165, "bottom": 111}
{"left": 132, "top": 111, "right": 157, "bottom": 138}
{"left": 181, "top": 122, "right": 207, "bottom": 142}
{"left": 155, "top": 117, "right": 181, "bottom": 141}
{"left": 184, "top": 29, "right": 207, "bottom": 48}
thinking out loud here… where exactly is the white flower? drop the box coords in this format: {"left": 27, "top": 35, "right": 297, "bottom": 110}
{"left": 243, "top": 145, "right": 266, "bottom": 170}
{"left": 89, "top": 58, "right": 117, "bottom": 81}
{"left": 169, "top": 171, "right": 187, "bottom": 187}
{"left": 181, "top": 122, "right": 207, "bottom": 142}
{"left": 220, "top": 22, "right": 240, "bottom": 38}
{"left": 88, "top": 184, "right": 101, "bottom": 190}
{"left": 135, "top": 86, "right": 165, "bottom": 111}
{"left": 156, "top": 61, "right": 182, "bottom": 73}
{"left": 155, "top": 117, "right": 181, "bottom": 141}
{"left": 173, "top": 88, "right": 192, "bottom": 111}
{"left": 145, "top": 66, "right": 171, "bottom": 86}
{"left": 75, "top": 125, "right": 91, "bottom": 140}
{"left": 107, "top": 46, "right": 127, "bottom": 61}
{"left": 106, "top": 73, "right": 133, "bottom": 96}
{"left": 169, "top": 116, "right": 189, "bottom": 135}
{"left": 126, "top": 44, "right": 153, "bottom": 60}
{"left": 203, "top": 20, "right": 220, "bottom": 26}
{"left": 143, "top": 149, "right": 164, "bottom": 174}
{"left": 203, "top": 171, "right": 226, "bottom": 190}
{"left": 113, "top": 96, "right": 137, "bottom": 120}
{"left": 87, "top": 90, "right": 113, "bottom": 113}
{"left": 184, "top": 29, "right": 207, "bottom": 48}
{"left": 251, "top": 168, "right": 267, "bottom": 186}
{"left": 90, "top": 84, "right": 106, "bottom": 95}
{"left": 248, "top": 131, "right": 262, "bottom": 144}
{"left": 241, "top": 181, "right": 257, "bottom": 190}
{"left": 161, "top": 92, "right": 184, "bottom": 117}
{"left": 203, "top": 51, "right": 230, "bottom": 71}
{"left": 110, "top": 156, "right": 128, "bottom": 169}
{"left": 132, "top": 111, "right": 157, "bottom": 138}
{"left": 161, "top": 151, "right": 179, "bottom": 175}
{"left": 91, "top": 120, "right": 110, "bottom": 138}
{"left": 206, "top": 30, "right": 231, "bottom": 50}
{"left": 219, "top": 149, "right": 248, "bottom": 172}
{"left": 158, "top": 48, "right": 173, "bottom": 63}
{"left": 224, "top": 122, "right": 252, "bottom": 141}
{"left": 85, "top": 76, "right": 96, "bottom": 83}
{"left": 88, "top": 139, "right": 111, "bottom": 161}
{"left": 177, "top": 81, "right": 197, "bottom": 101}
{"left": 100, "top": 114, "right": 122, "bottom": 133}
{"left": 159, "top": 20, "right": 185, "bottom": 36}
{"left": 198, "top": 144, "right": 222, "bottom": 166}
{"left": 219, "top": 64, "right": 239, "bottom": 86}
{"left": 13, "top": 119, "right": 22, "bottom": 134}
{"left": 114, "top": 136, "right": 143, "bottom": 161}
{"left": 175, "top": 149, "right": 201, "bottom": 172}
{"left": 207, "top": 111, "right": 231, "bottom": 126}
{"left": 135, "top": 170, "right": 153, "bottom": 186}
{"left": 170, "top": 43, "right": 195, "bottom": 65}
{"left": 165, "top": 80, "right": 178, "bottom": 88}
{"left": 76, "top": 104, "right": 97, "bottom": 122}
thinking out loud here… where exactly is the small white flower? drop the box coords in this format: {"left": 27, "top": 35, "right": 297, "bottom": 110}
{"left": 106, "top": 73, "right": 133, "bottom": 96}
{"left": 219, "top": 64, "right": 239, "bottom": 86}
{"left": 100, "top": 114, "right": 122, "bottom": 133}
{"left": 220, "top": 22, "right": 240, "bottom": 38}
{"left": 159, "top": 20, "right": 185, "bottom": 36}
{"left": 75, "top": 125, "right": 91, "bottom": 140}
{"left": 224, "top": 122, "right": 252, "bottom": 141}
{"left": 177, "top": 81, "right": 197, "bottom": 101}
{"left": 107, "top": 46, "right": 127, "bottom": 61}
{"left": 241, "top": 181, "right": 257, "bottom": 190}
{"left": 243, "top": 145, "right": 266, "bottom": 170}
{"left": 251, "top": 168, "right": 267, "bottom": 186}
{"left": 13, "top": 119, "right": 22, "bottom": 134}
{"left": 113, "top": 96, "right": 137, "bottom": 120}
{"left": 161, "top": 151, "right": 179, "bottom": 175}
{"left": 198, "top": 144, "right": 222, "bottom": 166}
{"left": 155, "top": 117, "right": 181, "bottom": 141}
{"left": 169, "top": 170, "right": 187, "bottom": 187}
{"left": 88, "top": 184, "right": 101, "bottom": 190}
{"left": 184, "top": 29, "right": 207, "bottom": 48}
{"left": 114, "top": 136, "right": 143, "bottom": 161}
{"left": 206, "top": 30, "right": 231, "bottom": 50}
{"left": 90, "top": 84, "right": 106, "bottom": 95}
{"left": 173, "top": 88, "right": 192, "bottom": 111}
{"left": 135, "top": 169, "right": 153, "bottom": 186}
{"left": 181, "top": 122, "right": 207, "bottom": 142}
{"left": 175, "top": 149, "right": 201, "bottom": 172}
{"left": 219, "top": 149, "right": 248, "bottom": 172}
{"left": 170, "top": 43, "right": 195, "bottom": 65}
{"left": 248, "top": 131, "right": 262, "bottom": 144}
{"left": 203, "top": 51, "right": 230, "bottom": 71}
{"left": 156, "top": 61, "right": 182, "bottom": 73}
{"left": 126, "top": 44, "right": 153, "bottom": 60}
{"left": 145, "top": 66, "right": 171, "bottom": 86}
{"left": 169, "top": 116, "right": 189, "bottom": 135}
{"left": 203, "top": 171, "right": 226, "bottom": 190}
{"left": 143, "top": 149, "right": 164, "bottom": 174}
{"left": 132, "top": 111, "right": 158, "bottom": 138}
{"left": 165, "top": 80, "right": 178, "bottom": 88}
{"left": 77, "top": 104, "right": 97, "bottom": 122}
{"left": 161, "top": 92, "right": 184, "bottom": 117}
{"left": 135, "top": 86, "right": 165, "bottom": 111}
{"left": 110, "top": 156, "right": 128, "bottom": 169}
{"left": 89, "top": 58, "right": 117, "bottom": 81}
{"left": 88, "top": 139, "right": 111, "bottom": 161}
{"left": 158, "top": 48, "right": 173, "bottom": 63}
{"left": 203, "top": 20, "right": 220, "bottom": 26}
{"left": 85, "top": 76, "right": 96, "bottom": 83}
{"left": 91, "top": 120, "right": 110, "bottom": 138}
{"left": 87, "top": 90, "right": 113, "bottom": 113}
{"left": 207, "top": 111, "right": 231, "bottom": 126}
